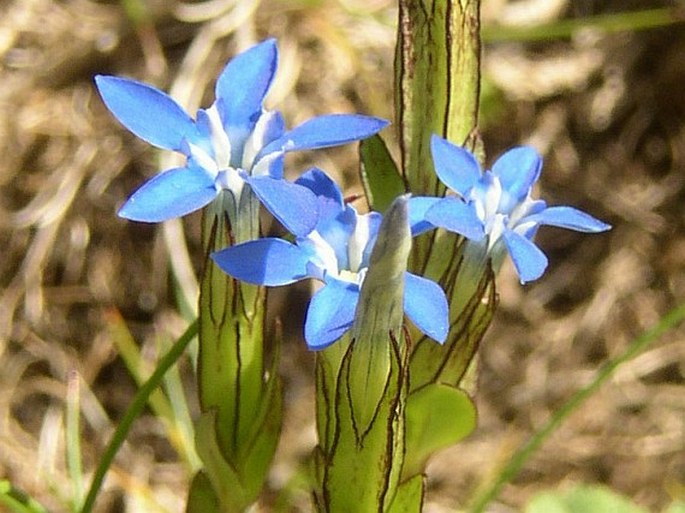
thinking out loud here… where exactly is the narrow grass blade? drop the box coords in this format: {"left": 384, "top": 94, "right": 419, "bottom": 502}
{"left": 468, "top": 303, "right": 685, "bottom": 513}
{"left": 0, "top": 481, "right": 49, "bottom": 513}
{"left": 80, "top": 319, "right": 198, "bottom": 513}
{"left": 104, "top": 309, "right": 197, "bottom": 465}
{"left": 104, "top": 309, "right": 175, "bottom": 422}
{"left": 482, "top": 8, "right": 684, "bottom": 43}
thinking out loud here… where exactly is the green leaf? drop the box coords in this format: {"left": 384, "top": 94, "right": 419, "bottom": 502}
{"left": 525, "top": 485, "right": 648, "bottom": 513}
{"left": 403, "top": 383, "right": 477, "bottom": 478}
{"left": 194, "top": 190, "right": 281, "bottom": 511}
{"left": 193, "top": 411, "right": 249, "bottom": 512}
{"left": 387, "top": 475, "right": 424, "bottom": 513}
{"left": 410, "top": 239, "right": 497, "bottom": 393}
{"left": 320, "top": 334, "right": 406, "bottom": 512}
{"left": 186, "top": 472, "right": 220, "bottom": 513}
{"left": 81, "top": 319, "right": 198, "bottom": 513}
{"left": 395, "top": 0, "right": 481, "bottom": 194}
{"left": 359, "top": 134, "right": 405, "bottom": 213}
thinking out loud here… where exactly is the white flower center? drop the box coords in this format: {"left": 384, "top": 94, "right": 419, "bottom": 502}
{"left": 205, "top": 104, "right": 231, "bottom": 169}
{"left": 242, "top": 110, "right": 278, "bottom": 172}
{"left": 306, "top": 219, "right": 370, "bottom": 287}
{"left": 186, "top": 105, "right": 282, "bottom": 200}
{"left": 469, "top": 173, "right": 539, "bottom": 251}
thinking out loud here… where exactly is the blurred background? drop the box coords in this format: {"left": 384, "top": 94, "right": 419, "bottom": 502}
{"left": 0, "top": 0, "right": 683, "bottom": 511}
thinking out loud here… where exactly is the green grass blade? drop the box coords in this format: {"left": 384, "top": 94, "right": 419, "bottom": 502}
{"left": 158, "top": 333, "right": 200, "bottom": 471}
{"left": 0, "top": 481, "right": 49, "bottom": 513}
{"left": 482, "top": 8, "right": 684, "bottom": 43}
{"left": 468, "top": 303, "right": 685, "bottom": 513}
{"left": 105, "top": 310, "right": 175, "bottom": 423}
{"left": 106, "top": 310, "right": 198, "bottom": 466}
{"left": 80, "top": 319, "right": 198, "bottom": 513}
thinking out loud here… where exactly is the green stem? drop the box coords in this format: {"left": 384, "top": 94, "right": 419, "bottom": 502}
{"left": 80, "top": 319, "right": 198, "bottom": 513}
{"left": 190, "top": 188, "right": 281, "bottom": 512}
{"left": 397, "top": 0, "right": 493, "bottom": 393}
{"left": 468, "top": 303, "right": 685, "bottom": 513}
{"left": 395, "top": 0, "right": 482, "bottom": 197}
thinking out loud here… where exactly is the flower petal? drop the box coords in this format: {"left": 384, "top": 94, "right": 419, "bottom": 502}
{"left": 356, "top": 212, "right": 383, "bottom": 271}
{"left": 403, "top": 272, "right": 449, "bottom": 343}
{"left": 425, "top": 197, "right": 485, "bottom": 241}
{"left": 252, "top": 152, "right": 285, "bottom": 179}
{"left": 491, "top": 146, "right": 542, "bottom": 203}
{"left": 313, "top": 205, "right": 358, "bottom": 270}
{"left": 526, "top": 206, "right": 611, "bottom": 233}
{"left": 118, "top": 166, "right": 216, "bottom": 222}
{"left": 260, "top": 114, "right": 389, "bottom": 156}
{"left": 295, "top": 168, "right": 345, "bottom": 225}
{"left": 214, "top": 39, "right": 278, "bottom": 135}
{"left": 212, "top": 238, "right": 310, "bottom": 286}
{"left": 95, "top": 75, "right": 198, "bottom": 151}
{"left": 502, "top": 229, "right": 548, "bottom": 283}
{"left": 430, "top": 135, "right": 481, "bottom": 195}
{"left": 295, "top": 168, "right": 344, "bottom": 206}
{"left": 408, "top": 196, "right": 441, "bottom": 236}
{"left": 305, "top": 278, "right": 358, "bottom": 350}
{"left": 247, "top": 176, "right": 319, "bottom": 237}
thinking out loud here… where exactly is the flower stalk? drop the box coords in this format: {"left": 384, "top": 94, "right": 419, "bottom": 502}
{"left": 396, "top": 0, "right": 491, "bottom": 381}
{"left": 394, "top": 0, "right": 493, "bottom": 395}
{"left": 313, "top": 195, "right": 412, "bottom": 512}
{"left": 392, "top": 0, "right": 492, "bottom": 506}
{"left": 187, "top": 189, "right": 281, "bottom": 513}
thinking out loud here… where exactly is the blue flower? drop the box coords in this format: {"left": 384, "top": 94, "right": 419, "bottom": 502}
{"left": 212, "top": 169, "right": 449, "bottom": 350}
{"left": 94, "top": 39, "right": 389, "bottom": 223}
{"left": 424, "top": 135, "right": 611, "bottom": 283}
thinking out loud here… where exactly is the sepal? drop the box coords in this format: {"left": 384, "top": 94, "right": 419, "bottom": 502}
{"left": 359, "top": 134, "right": 406, "bottom": 213}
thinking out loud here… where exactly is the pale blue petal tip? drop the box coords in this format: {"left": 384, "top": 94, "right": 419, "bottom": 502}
{"left": 492, "top": 146, "right": 542, "bottom": 201}
{"left": 248, "top": 176, "right": 319, "bottom": 237}
{"left": 215, "top": 39, "right": 278, "bottom": 129}
{"left": 502, "top": 230, "right": 549, "bottom": 283}
{"left": 425, "top": 197, "right": 485, "bottom": 241}
{"left": 262, "top": 114, "right": 389, "bottom": 155}
{"left": 117, "top": 166, "right": 217, "bottom": 222}
{"left": 212, "top": 238, "right": 310, "bottom": 286}
{"left": 403, "top": 272, "right": 449, "bottom": 344}
{"left": 305, "top": 280, "right": 358, "bottom": 350}
{"left": 408, "top": 196, "right": 440, "bottom": 236}
{"left": 529, "top": 206, "right": 611, "bottom": 233}
{"left": 295, "top": 168, "right": 344, "bottom": 206}
{"left": 430, "top": 134, "right": 481, "bottom": 195}
{"left": 95, "top": 75, "right": 197, "bottom": 151}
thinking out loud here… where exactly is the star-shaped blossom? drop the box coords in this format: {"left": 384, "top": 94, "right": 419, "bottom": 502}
{"left": 424, "top": 135, "right": 611, "bottom": 283}
{"left": 94, "top": 39, "right": 389, "bottom": 223}
{"left": 212, "top": 168, "right": 449, "bottom": 350}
